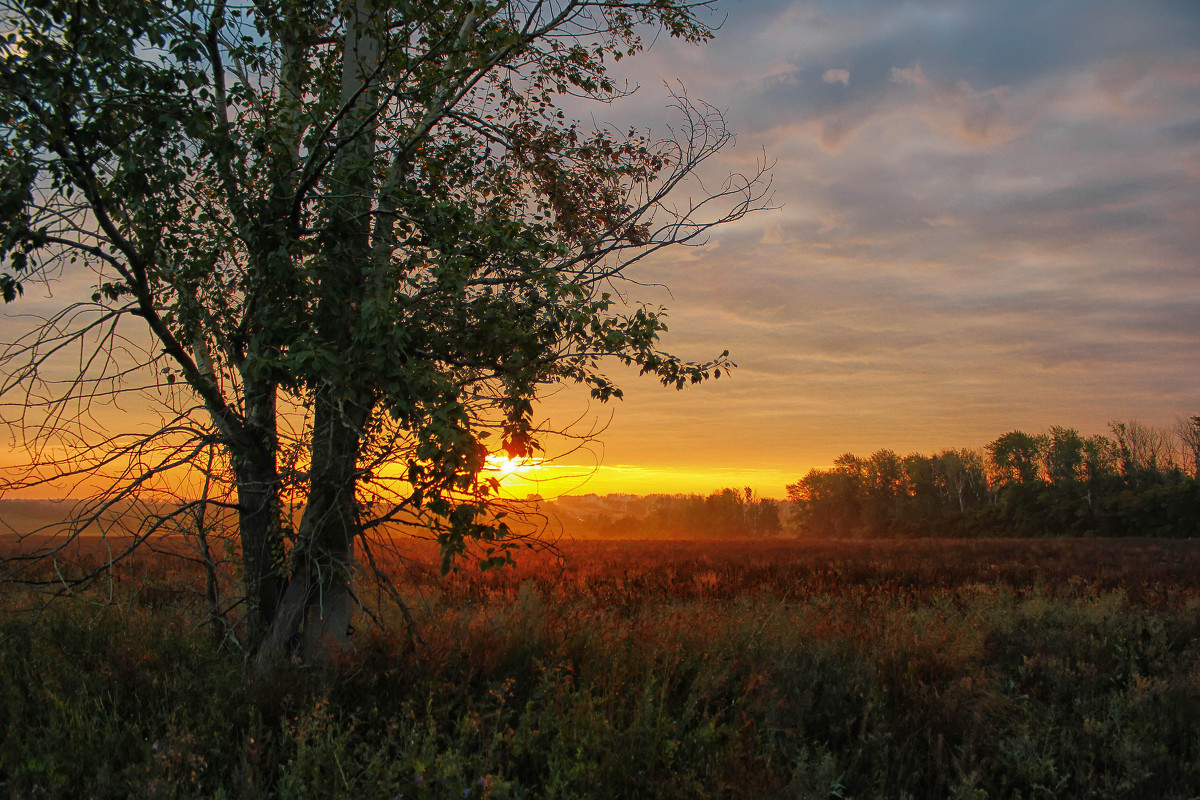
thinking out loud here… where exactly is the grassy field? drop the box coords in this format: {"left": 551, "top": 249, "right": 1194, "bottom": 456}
{"left": 2, "top": 535, "right": 1200, "bottom": 799}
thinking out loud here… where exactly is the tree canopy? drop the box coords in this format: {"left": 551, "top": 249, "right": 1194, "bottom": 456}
{"left": 786, "top": 420, "right": 1200, "bottom": 539}
{"left": 0, "top": 0, "right": 767, "bottom": 662}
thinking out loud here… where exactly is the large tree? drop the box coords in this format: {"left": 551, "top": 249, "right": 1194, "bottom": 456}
{"left": 0, "top": 0, "right": 766, "bottom": 662}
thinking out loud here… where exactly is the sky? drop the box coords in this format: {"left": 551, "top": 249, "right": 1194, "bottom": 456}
{"left": 511, "top": 0, "right": 1200, "bottom": 499}
{"left": 3, "top": 1, "right": 1199, "bottom": 502}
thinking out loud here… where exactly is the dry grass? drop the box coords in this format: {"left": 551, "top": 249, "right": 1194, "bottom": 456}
{"left": 3, "top": 534, "right": 1200, "bottom": 798}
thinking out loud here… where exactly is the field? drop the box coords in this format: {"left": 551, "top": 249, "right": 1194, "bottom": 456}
{"left": 2, "top": 535, "right": 1200, "bottom": 799}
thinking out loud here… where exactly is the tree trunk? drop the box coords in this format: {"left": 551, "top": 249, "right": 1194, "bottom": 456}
{"left": 234, "top": 449, "right": 283, "bottom": 645}
{"left": 253, "top": 0, "right": 381, "bottom": 670}
{"left": 230, "top": 372, "right": 284, "bottom": 646}
{"left": 256, "top": 390, "right": 368, "bottom": 667}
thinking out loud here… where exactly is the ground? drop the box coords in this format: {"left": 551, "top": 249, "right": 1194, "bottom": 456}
{"left": 2, "top": 534, "right": 1199, "bottom": 798}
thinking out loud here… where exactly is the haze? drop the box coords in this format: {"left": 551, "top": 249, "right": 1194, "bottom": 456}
{"left": 519, "top": 0, "right": 1200, "bottom": 498}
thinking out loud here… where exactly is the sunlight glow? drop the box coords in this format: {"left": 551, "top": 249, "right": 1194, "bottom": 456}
{"left": 484, "top": 454, "right": 544, "bottom": 483}
{"left": 482, "top": 459, "right": 795, "bottom": 500}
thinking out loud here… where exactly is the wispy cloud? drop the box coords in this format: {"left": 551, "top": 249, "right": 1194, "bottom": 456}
{"left": 536, "top": 0, "right": 1200, "bottom": 494}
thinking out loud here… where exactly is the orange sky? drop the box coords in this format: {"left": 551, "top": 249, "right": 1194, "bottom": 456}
{"left": 4, "top": 1, "right": 1200, "bottom": 502}
{"left": 511, "top": 0, "right": 1200, "bottom": 498}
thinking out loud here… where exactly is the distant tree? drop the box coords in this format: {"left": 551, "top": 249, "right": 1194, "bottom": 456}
{"left": 0, "top": 0, "right": 767, "bottom": 664}
{"left": 1175, "top": 416, "right": 1200, "bottom": 478}
{"left": 986, "top": 431, "right": 1047, "bottom": 488}
{"left": 738, "top": 487, "right": 782, "bottom": 537}
{"left": 748, "top": 496, "right": 783, "bottom": 537}
{"left": 1030, "top": 427, "right": 1092, "bottom": 533}
{"left": 932, "top": 448, "right": 987, "bottom": 513}
{"left": 787, "top": 422, "right": 1199, "bottom": 540}
{"left": 658, "top": 488, "right": 784, "bottom": 538}
{"left": 1109, "top": 420, "right": 1177, "bottom": 488}
{"left": 861, "top": 449, "right": 904, "bottom": 533}
{"left": 787, "top": 457, "right": 864, "bottom": 537}
{"left": 563, "top": 489, "right": 781, "bottom": 538}
{"left": 1044, "top": 426, "right": 1086, "bottom": 485}
{"left": 1082, "top": 435, "right": 1118, "bottom": 489}
{"left": 864, "top": 450, "right": 905, "bottom": 498}
{"left": 702, "top": 488, "right": 744, "bottom": 537}
{"left": 832, "top": 453, "right": 866, "bottom": 483}
{"left": 901, "top": 453, "right": 939, "bottom": 517}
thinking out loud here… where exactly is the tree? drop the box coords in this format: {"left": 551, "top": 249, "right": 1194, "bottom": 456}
{"left": 0, "top": 0, "right": 767, "bottom": 663}
{"left": 986, "top": 431, "right": 1047, "bottom": 488}
{"left": 1108, "top": 420, "right": 1176, "bottom": 488}
{"left": 786, "top": 454, "right": 865, "bottom": 537}
{"left": 1044, "top": 426, "right": 1086, "bottom": 486}
{"left": 861, "top": 449, "right": 904, "bottom": 532}
{"left": 900, "top": 452, "right": 939, "bottom": 520}
{"left": 1175, "top": 416, "right": 1200, "bottom": 479}
{"left": 741, "top": 488, "right": 782, "bottom": 537}
{"left": 931, "top": 448, "right": 986, "bottom": 513}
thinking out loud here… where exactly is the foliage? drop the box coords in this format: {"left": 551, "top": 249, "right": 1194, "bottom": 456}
{"left": 3, "top": 537, "right": 1200, "bottom": 798}
{"left": 787, "top": 419, "right": 1200, "bottom": 538}
{"left": 0, "top": 0, "right": 766, "bottom": 660}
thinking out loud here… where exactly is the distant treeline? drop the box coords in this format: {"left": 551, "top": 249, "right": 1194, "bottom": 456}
{"left": 548, "top": 488, "right": 783, "bottom": 538}
{"left": 787, "top": 418, "right": 1200, "bottom": 538}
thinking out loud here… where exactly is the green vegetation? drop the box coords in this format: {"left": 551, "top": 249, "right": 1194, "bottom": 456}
{"left": 788, "top": 419, "right": 1200, "bottom": 538}
{"left": 0, "top": 0, "right": 763, "bottom": 664}
{"left": 3, "top": 538, "right": 1199, "bottom": 798}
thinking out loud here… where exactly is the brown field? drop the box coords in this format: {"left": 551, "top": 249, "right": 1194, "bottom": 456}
{"left": 7, "top": 532, "right": 1199, "bottom": 608}
{"left": 5, "top": 494, "right": 1196, "bottom": 606}
{"left": 4, "top": 532, "right": 1200, "bottom": 798}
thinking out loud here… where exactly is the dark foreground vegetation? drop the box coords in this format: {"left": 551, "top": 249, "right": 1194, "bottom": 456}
{"left": 3, "top": 537, "right": 1200, "bottom": 799}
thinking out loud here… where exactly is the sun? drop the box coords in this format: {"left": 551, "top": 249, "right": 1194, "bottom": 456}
{"left": 484, "top": 454, "right": 543, "bottom": 481}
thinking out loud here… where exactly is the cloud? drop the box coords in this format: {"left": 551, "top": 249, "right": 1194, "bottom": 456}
{"left": 822, "top": 68, "right": 850, "bottom": 86}
{"left": 14, "top": 0, "right": 1199, "bottom": 499}
{"left": 890, "top": 62, "right": 928, "bottom": 87}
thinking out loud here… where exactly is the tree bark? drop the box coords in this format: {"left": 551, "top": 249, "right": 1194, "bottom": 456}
{"left": 233, "top": 376, "right": 284, "bottom": 646}
{"left": 256, "top": 390, "right": 368, "bottom": 666}
{"left": 255, "top": 0, "right": 381, "bottom": 669}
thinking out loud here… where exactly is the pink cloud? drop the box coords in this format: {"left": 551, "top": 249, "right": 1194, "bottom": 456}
{"left": 822, "top": 68, "right": 850, "bottom": 86}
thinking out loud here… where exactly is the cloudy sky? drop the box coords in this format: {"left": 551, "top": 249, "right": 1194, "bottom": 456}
{"left": 2, "top": 1, "right": 1197, "bottom": 501}
{"left": 518, "top": 0, "right": 1200, "bottom": 498}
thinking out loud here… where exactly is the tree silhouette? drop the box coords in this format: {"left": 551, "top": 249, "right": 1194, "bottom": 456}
{"left": 0, "top": 0, "right": 768, "bottom": 663}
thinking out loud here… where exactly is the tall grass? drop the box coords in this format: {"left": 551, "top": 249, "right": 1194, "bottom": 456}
{"left": 2, "top": 538, "right": 1199, "bottom": 798}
